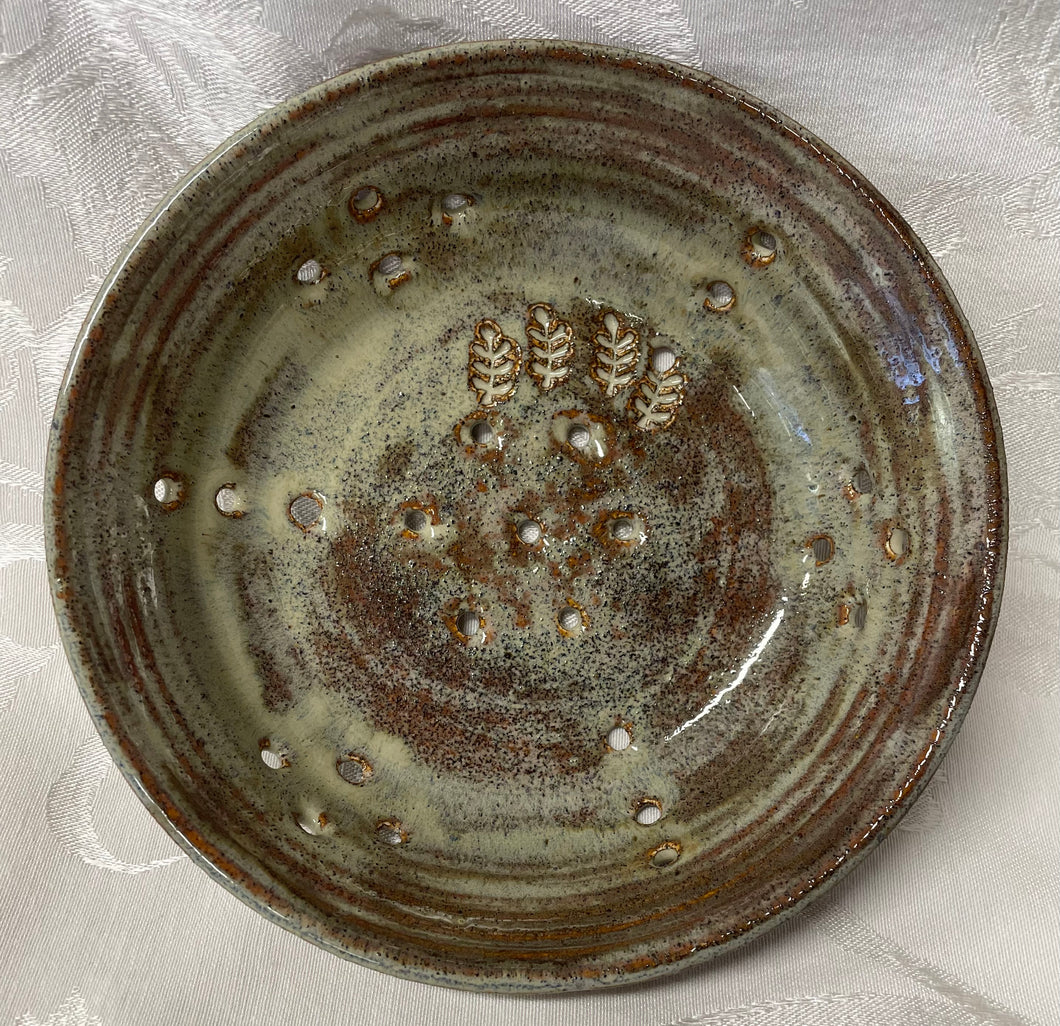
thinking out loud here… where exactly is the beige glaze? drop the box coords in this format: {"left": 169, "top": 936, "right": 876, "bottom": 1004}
{"left": 46, "top": 42, "right": 1006, "bottom": 991}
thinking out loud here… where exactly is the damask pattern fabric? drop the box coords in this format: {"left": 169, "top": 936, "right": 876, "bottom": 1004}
{"left": 1, "top": 2, "right": 1057, "bottom": 1023}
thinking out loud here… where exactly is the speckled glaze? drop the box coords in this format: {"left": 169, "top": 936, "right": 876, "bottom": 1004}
{"left": 45, "top": 42, "right": 1006, "bottom": 991}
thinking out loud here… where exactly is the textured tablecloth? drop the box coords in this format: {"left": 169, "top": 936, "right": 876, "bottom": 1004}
{"left": 2, "top": 1, "right": 1057, "bottom": 1023}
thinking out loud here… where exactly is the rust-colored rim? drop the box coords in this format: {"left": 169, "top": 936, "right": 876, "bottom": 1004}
{"left": 45, "top": 40, "right": 1006, "bottom": 991}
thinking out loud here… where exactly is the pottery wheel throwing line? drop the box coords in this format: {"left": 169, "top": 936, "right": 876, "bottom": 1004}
{"left": 45, "top": 41, "right": 1006, "bottom": 991}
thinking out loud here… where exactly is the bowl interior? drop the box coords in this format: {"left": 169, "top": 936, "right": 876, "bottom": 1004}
{"left": 47, "top": 42, "right": 1005, "bottom": 990}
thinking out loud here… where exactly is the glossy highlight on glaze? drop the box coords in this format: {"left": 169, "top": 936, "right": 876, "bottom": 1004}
{"left": 45, "top": 41, "right": 1006, "bottom": 992}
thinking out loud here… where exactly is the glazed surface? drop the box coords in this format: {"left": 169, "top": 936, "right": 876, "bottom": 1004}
{"left": 46, "top": 42, "right": 1005, "bottom": 990}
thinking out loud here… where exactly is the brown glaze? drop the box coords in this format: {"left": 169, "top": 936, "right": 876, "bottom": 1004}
{"left": 45, "top": 42, "right": 1005, "bottom": 992}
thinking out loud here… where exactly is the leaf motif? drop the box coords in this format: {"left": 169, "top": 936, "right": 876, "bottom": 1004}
{"left": 590, "top": 311, "right": 639, "bottom": 397}
{"left": 45, "top": 733, "right": 186, "bottom": 875}
{"left": 0, "top": 523, "right": 45, "bottom": 569}
{"left": 0, "top": 458, "right": 42, "bottom": 494}
{"left": 14, "top": 989, "right": 105, "bottom": 1026}
{"left": 628, "top": 353, "right": 687, "bottom": 431}
{"left": 468, "top": 319, "right": 521, "bottom": 406}
{"left": 0, "top": 635, "right": 61, "bottom": 712}
{"left": 525, "top": 303, "right": 575, "bottom": 391}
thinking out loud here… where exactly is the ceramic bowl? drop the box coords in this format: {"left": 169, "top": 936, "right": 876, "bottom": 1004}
{"left": 45, "top": 41, "right": 1006, "bottom": 991}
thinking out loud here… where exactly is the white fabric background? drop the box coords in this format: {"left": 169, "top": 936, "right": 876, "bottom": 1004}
{"left": 1, "top": 1, "right": 1057, "bottom": 1023}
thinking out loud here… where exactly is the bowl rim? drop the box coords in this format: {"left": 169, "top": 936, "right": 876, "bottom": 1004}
{"left": 44, "top": 37, "right": 1008, "bottom": 992}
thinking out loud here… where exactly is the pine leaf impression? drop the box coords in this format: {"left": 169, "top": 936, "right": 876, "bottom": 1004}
{"left": 468, "top": 319, "right": 521, "bottom": 407}
{"left": 525, "top": 303, "right": 575, "bottom": 391}
{"left": 628, "top": 348, "right": 687, "bottom": 431}
{"left": 590, "top": 311, "right": 639, "bottom": 397}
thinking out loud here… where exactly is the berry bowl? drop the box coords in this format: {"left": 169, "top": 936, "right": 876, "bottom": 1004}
{"left": 45, "top": 41, "right": 1006, "bottom": 991}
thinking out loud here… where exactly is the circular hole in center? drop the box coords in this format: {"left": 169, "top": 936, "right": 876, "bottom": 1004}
{"left": 152, "top": 475, "right": 183, "bottom": 507}
{"left": 337, "top": 754, "right": 373, "bottom": 786}
{"left": 404, "top": 508, "right": 428, "bottom": 532}
{"left": 350, "top": 186, "right": 384, "bottom": 221}
{"left": 611, "top": 517, "right": 635, "bottom": 542}
{"left": 567, "top": 423, "right": 591, "bottom": 450}
{"left": 296, "top": 259, "right": 323, "bottom": 284}
{"left": 289, "top": 492, "right": 323, "bottom": 530}
{"left": 606, "top": 726, "right": 632, "bottom": 751}
{"left": 260, "top": 742, "right": 286, "bottom": 770}
{"left": 376, "top": 820, "right": 407, "bottom": 846}
{"left": 214, "top": 485, "right": 241, "bottom": 516}
{"left": 353, "top": 186, "right": 380, "bottom": 210}
{"left": 649, "top": 841, "right": 681, "bottom": 868}
{"left": 456, "top": 610, "right": 481, "bottom": 638}
{"left": 650, "top": 346, "right": 677, "bottom": 374}
{"left": 887, "top": 526, "right": 910, "bottom": 559}
{"left": 517, "top": 519, "right": 542, "bottom": 545}
{"left": 852, "top": 467, "right": 874, "bottom": 495}
{"left": 753, "top": 229, "right": 777, "bottom": 251}
{"left": 811, "top": 535, "right": 835, "bottom": 564}
{"left": 704, "top": 280, "right": 735, "bottom": 311}
{"left": 634, "top": 800, "right": 663, "bottom": 826}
